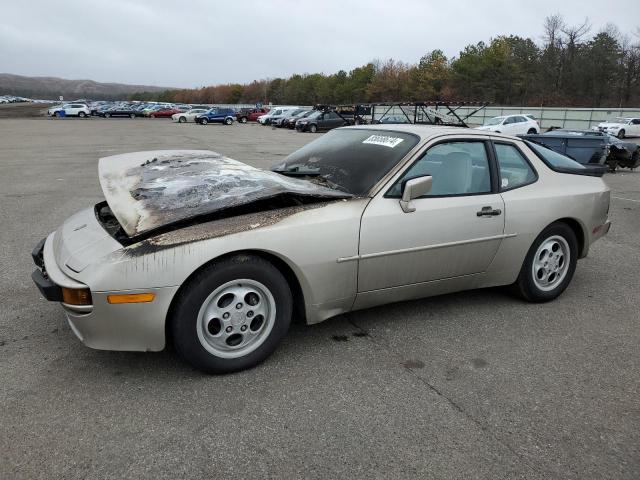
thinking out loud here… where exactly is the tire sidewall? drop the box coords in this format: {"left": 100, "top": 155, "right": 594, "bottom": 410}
{"left": 171, "top": 256, "right": 292, "bottom": 373}
{"left": 516, "top": 222, "right": 578, "bottom": 302}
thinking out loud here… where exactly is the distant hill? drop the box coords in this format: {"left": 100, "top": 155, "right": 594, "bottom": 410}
{"left": 0, "top": 73, "right": 174, "bottom": 100}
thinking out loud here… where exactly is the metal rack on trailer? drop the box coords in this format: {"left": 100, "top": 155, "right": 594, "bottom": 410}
{"left": 313, "top": 104, "right": 372, "bottom": 125}
{"left": 313, "top": 101, "right": 488, "bottom": 127}
{"left": 367, "top": 101, "right": 488, "bottom": 127}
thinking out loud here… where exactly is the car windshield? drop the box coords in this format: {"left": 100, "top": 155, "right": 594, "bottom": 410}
{"left": 485, "top": 117, "right": 504, "bottom": 126}
{"left": 306, "top": 111, "right": 322, "bottom": 119}
{"left": 272, "top": 128, "right": 419, "bottom": 195}
{"left": 525, "top": 141, "right": 586, "bottom": 170}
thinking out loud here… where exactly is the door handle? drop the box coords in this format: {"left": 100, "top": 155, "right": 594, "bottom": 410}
{"left": 477, "top": 206, "right": 502, "bottom": 217}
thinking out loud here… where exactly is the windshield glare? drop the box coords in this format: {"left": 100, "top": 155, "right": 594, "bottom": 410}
{"left": 485, "top": 117, "right": 504, "bottom": 126}
{"left": 272, "top": 129, "right": 419, "bottom": 195}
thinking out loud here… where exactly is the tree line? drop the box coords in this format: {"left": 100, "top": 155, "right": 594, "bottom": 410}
{"left": 131, "top": 16, "right": 640, "bottom": 107}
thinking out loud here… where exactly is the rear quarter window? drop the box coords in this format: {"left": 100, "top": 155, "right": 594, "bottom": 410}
{"left": 525, "top": 141, "right": 586, "bottom": 170}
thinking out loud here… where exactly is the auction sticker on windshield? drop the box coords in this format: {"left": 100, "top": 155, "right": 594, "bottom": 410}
{"left": 362, "top": 135, "right": 404, "bottom": 148}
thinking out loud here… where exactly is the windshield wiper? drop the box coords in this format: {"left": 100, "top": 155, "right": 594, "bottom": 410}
{"left": 272, "top": 165, "right": 321, "bottom": 176}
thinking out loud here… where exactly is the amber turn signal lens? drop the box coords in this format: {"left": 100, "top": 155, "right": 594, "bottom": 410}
{"left": 107, "top": 293, "right": 155, "bottom": 304}
{"left": 62, "top": 288, "right": 92, "bottom": 306}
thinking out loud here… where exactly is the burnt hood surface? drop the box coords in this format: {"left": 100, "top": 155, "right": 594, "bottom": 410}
{"left": 98, "top": 150, "right": 351, "bottom": 238}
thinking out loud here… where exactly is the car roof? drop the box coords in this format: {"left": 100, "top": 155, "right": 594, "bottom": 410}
{"left": 340, "top": 124, "right": 499, "bottom": 142}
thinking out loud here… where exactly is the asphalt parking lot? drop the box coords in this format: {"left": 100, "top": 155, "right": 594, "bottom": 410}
{"left": 1, "top": 116, "right": 639, "bottom": 479}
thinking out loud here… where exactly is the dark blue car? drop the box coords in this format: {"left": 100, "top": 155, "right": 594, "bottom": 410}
{"left": 195, "top": 108, "right": 235, "bottom": 125}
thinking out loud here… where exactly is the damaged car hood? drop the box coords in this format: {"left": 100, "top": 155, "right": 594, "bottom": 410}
{"left": 98, "top": 150, "right": 351, "bottom": 238}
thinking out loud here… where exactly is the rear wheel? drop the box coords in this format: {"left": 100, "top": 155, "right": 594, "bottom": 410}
{"left": 178, "top": 116, "right": 186, "bottom": 123}
{"left": 78, "top": 111, "right": 86, "bottom": 118}
{"left": 618, "top": 129, "right": 626, "bottom": 139}
{"left": 130, "top": 113, "right": 135, "bottom": 119}
{"left": 105, "top": 113, "right": 111, "bottom": 118}
{"left": 171, "top": 255, "right": 292, "bottom": 374}
{"left": 512, "top": 222, "right": 578, "bottom": 302}
{"left": 239, "top": 116, "right": 248, "bottom": 123}
{"left": 53, "top": 111, "right": 59, "bottom": 117}
{"left": 224, "top": 117, "right": 233, "bottom": 125}
{"left": 527, "top": 128, "right": 537, "bottom": 134}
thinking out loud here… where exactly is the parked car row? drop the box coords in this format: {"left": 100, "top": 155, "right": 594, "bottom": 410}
{"left": 0, "top": 95, "right": 32, "bottom": 103}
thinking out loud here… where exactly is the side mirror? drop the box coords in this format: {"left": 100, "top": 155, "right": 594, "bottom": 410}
{"left": 400, "top": 176, "right": 432, "bottom": 213}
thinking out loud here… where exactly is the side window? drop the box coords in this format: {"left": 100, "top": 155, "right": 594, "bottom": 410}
{"left": 504, "top": 117, "right": 515, "bottom": 124}
{"left": 494, "top": 143, "right": 536, "bottom": 191}
{"left": 632, "top": 119, "right": 640, "bottom": 125}
{"left": 388, "top": 141, "right": 492, "bottom": 197}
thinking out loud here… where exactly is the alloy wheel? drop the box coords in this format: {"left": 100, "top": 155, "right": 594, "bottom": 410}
{"left": 531, "top": 235, "right": 570, "bottom": 291}
{"left": 196, "top": 279, "right": 276, "bottom": 359}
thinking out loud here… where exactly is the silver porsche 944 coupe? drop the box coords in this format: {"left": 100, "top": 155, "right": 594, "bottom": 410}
{"left": 32, "top": 126, "right": 611, "bottom": 373}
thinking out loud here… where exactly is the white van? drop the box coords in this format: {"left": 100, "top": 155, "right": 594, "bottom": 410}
{"left": 258, "top": 107, "right": 300, "bottom": 125}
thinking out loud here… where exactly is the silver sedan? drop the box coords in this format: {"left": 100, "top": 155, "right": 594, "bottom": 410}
{"left": 32, "top": 125, "right": 611, "bottom": 373}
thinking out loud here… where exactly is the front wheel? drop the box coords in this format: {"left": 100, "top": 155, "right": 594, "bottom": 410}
{"left": 130, "top": 113, "right": 135, "bottom": 119}
{"left": 178, "top": 116, "right": 186, "bottom": 123}
{"left": 617, "top": 129, "right": 626, "bottom": 139}
{"left": 171, "top": 255, "right": 292, "bottom": 373}
{"left": 200, "top": 118, "right": 208, "bottom": 125}
{"left": 527, "top": 128, "right": 537, "bottom": 134}
{"left": 309, "top": 124, "right": 318, "bottom": 133}
{"left": 512, "top": 222, "right": 578, "bottom": 302}
{"left": 239, "top": 116, "right": 248, "bottom": 123}
{"left": 105, "top": 113, "right": 111, "bottom": 118}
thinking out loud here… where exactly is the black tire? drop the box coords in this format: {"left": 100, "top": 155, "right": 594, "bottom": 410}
{"left": 78, "top": 111, "right": 86, "bottom": 118}
{"left": 171, "top": 255, "right": 293, "bottom": 374}
{"left": 200, "top": 118, "right": 208, "bottom": 125}
{"left": 512, "top": 222, "right": 578, "bottom": 302}
{"left": 224, "top": 117, "right": 233, "bottom": 125}
{"left": 105, "top": 113, "right": 111, "bottom": 118}
{"left": 130, "top": 113, "right": 135, "bottom": 119}
{"left": 309, "top": 124, "right": 318, "bottom": 133}
{"left": 239, "top": 116, "right": 248, "bottom": 123}
{"left": 617, "top": 129, "right": 625, "bottom": 139}
{"left": 527, "top": 128, "right": 537, "bottom": 134}
{"left": 53, "top": 111, "right": 59, "bottom": 118}
{"left": 176, "top": 116, "right": 185, "bottom": 123}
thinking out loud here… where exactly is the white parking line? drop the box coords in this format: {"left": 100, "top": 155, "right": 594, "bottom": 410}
{"left": 612, "top": 196, "right": 640, "bottom": 203}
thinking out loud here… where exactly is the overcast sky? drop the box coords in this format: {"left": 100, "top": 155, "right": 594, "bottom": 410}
{"left": 2, "top": 0, "right": 639, "bottom": 88}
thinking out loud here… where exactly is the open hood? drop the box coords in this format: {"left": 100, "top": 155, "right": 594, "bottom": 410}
{"left": 98, "top": 150, "right": 350, "bottom": 238}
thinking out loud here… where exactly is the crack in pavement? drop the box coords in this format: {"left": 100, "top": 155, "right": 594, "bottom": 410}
{"left": 347, "top": 317, "right": 545, "bottom": 478}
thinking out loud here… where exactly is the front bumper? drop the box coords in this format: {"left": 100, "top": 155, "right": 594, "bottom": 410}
{"left": 31, "top": 235, "right": 177, "bottom": 352}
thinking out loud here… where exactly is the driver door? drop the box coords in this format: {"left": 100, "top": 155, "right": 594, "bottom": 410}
{"left": 358, "top": 138, "right": 505, "bottom": 292}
